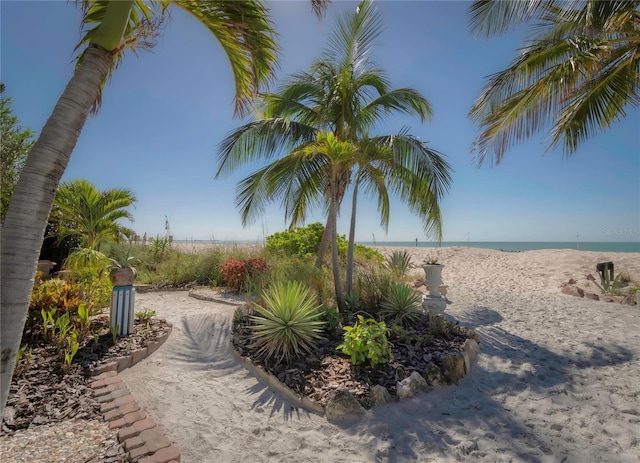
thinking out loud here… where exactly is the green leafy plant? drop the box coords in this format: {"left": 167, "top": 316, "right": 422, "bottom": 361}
{"left": 40, "top": 308, "right": 57, "bottom": 341}
{"left": 386, "top": 250, "right": 413, "bottom": 279}
{"left": 53, "top": 312, "right": 72, "bottom": 350}
{"left": 135, "top": 308, "right": 156, "bottom": 323}
{"left": 110, "top": 324, "right": 120, "bottom": 343}
{"left": 76, "top": 303, "right": 91, "bottom": 334}
{"left": 62, "top": 330, "right": 80, "bottom": 372}
{"left": 338, "top": 315, "right": 393, "bottom": 368}
{"left": 265, "top": 223, "right": 383, "bottom": 263}
{"left": 13, "top": 346, "right": 32, "bottom": 376}
{"left": 380, "top": 283, "right": 423, "bottom": 326}
{"left": 586, "top": 272, "right": 626, "bottom": 295}
{"left": 251, "top": 281, "right": 325, "bottom": 362}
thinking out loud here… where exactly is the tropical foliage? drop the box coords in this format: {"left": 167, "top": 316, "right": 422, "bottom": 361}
{"left": 217, "top": 1, "right": 452, "bottom": 309}
{"left": 338, "top": 315, "right": 393, "bottom": 368}
{"left": 251, "top": 281, "right": 325, "bottom": 362}
{"left": 53, "top": 179, "right": 136, "bottom": 250}
{"left": 469, "top": 0, "right": 640, "bottom": 165}
{"left": 380, "top": 283, "right": 423, "bottom": 327}
{"left": 0, "top": 84, "right": 34, "bottom": 223}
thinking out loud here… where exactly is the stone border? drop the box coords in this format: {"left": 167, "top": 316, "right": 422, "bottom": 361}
{"left": 228, "top": 334, "right": 480, "bottom": 419}
{"left": 229, "top": 345, "right": 325, "bottom": 415}
{"left": 86, "top": 322, "right": 180, "bottom": 462}
{"left": 188, "top": 288, "right": 246, "bottom": 306}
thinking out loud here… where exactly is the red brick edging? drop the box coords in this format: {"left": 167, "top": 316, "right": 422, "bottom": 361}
{"left": 87, "top": 322, "right": 179, "bottom": 463}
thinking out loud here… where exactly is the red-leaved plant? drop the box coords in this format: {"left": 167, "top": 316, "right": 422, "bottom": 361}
{"left": 221, "top": 257, "right": 268, "bottom": 293}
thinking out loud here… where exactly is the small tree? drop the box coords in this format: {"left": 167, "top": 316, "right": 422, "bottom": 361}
{"left": 0, "top": 84, "right": 35, "bottom": 223}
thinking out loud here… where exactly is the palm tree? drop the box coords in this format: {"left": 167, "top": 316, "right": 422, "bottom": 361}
{"left": 53, "top": 179, "right": 136, "bottom": 250}
{"left": 0, "top": 0, "right": 328, "bottom": 419}
{"left": 468, "top": 0, "right": 640, "bottom": 165}
{"left": 217, "top": 1, "right": 452, "bottom": 309}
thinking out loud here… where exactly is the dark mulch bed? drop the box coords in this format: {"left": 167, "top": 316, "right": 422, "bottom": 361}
{"left": 1, "top": 314, "right": 171, "bottom": 435}
{"left": 232, "top": 311, "right": 476, "bottom": 409}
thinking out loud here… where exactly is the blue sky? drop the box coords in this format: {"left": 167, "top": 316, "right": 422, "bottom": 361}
{"left": 2, "top": 1, "right": 638, "bottom": 243}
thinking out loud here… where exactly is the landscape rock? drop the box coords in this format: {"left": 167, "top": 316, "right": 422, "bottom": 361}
{"left": 325, "top": 389, "right": 365, "bottom": 420}
{"left": 561, "top": 285, "right": 584, "bottom": 297}
{"left": 396, "top": 371, "right": 428, "bottom": 400}
{"left": 369, "top": 385, "right": 393, "bottom": 407}
{"left": 463, "top": 339, "right": 479, "bottom": 372}
{"left": 422, "top": 363, "right": 447, "bottom": 387}
{"left": 584, "top": 292, "right": 600, "bottom": 301}
{"left": 441, "top": 353, "right": 466, "bottom": 384}
{"left": 621, "top": 295, "right": 637, "bottom": 306}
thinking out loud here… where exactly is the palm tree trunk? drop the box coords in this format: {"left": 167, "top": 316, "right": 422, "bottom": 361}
{"left": 315, "top": 217, "right": 332, "bottom": 267}
{"left": 345, "top": 178, "right": 359, "bottom": 295}
{"left": 329, "top": 183, "right": 345, "bottom": 311}
{"left": 0, "top": 46, "right": 113, "bottom": 419}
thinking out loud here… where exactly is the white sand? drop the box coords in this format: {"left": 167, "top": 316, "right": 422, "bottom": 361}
{"left": 120, "top": 246, "right": 640, "bottom": 462}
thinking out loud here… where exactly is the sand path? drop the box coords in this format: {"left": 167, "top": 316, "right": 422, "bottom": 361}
{"left": 120, "top": 248, "right": 640, "bottom": 462}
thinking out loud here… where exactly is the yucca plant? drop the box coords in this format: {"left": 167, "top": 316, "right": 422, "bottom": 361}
{"left": 251, "top": 281, "right": 325, "bottom": 363}
{"left": 380, "top": 283, "right": 423, "bottom": 327}
{"left": 385, "top": 250, "right": 413, "bottom": 279}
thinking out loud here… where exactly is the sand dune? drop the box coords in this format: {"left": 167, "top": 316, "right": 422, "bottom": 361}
{"left": 120, "top": 246, "right": 640, "bottom": 462}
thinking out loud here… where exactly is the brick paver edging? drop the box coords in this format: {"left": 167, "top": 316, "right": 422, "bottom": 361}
{"left": 87, "top": 321, "right": 180, "bottom": 462}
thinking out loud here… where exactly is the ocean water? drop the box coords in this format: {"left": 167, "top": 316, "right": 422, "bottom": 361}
{"left": 359, "top": 241, "right": 640, "bottom": 253}
{"left": 173, "top": 239, "right": 639, "bottom": 253}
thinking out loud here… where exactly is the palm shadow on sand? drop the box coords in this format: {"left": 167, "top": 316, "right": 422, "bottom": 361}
{"left": 169, "top": 312, "right": 316, "bottom": 420}
{"left": 336, "top": 304, "right": 634, "bottom": 462}
{"left": 168, "top": 313, "right": 242, "bottom": 376}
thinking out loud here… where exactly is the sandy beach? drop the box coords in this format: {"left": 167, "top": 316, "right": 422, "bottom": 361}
{"left": 114, "top": 246, "right": 640, "bottom": 462}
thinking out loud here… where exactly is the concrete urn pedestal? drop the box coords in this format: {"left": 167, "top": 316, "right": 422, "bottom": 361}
{"left": 422, "top": 264, "right": 447, "bottom": 315}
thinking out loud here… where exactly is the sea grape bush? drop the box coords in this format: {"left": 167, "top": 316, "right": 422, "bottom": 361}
{"left": 221, "top": 257, "right": 268, "bottom": 293}
{"left": 265, "top": 222, "right": 384, "bottom": 262}
{"left": 338, "top": 315, "right": 393, "bottom": 368}
{"left": 265, "top": 222, "right": 325, "bottom": 257}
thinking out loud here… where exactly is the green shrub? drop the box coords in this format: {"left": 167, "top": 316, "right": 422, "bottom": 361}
{"left": 338, "top": 315, "right": 393, "bottom": 368}
{"left": 380, "top": 283, "right": 423, "bottom": 326}
{"left": 265, "top": 223, "right": 325, "bottom": 257}
{"left": 265, "top": 222, "right": 383, "bottom": 263}
{"left": 251, "top": 281, "right": 325, "bottom": 362}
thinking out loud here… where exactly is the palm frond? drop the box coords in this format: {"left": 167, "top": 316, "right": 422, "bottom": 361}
{"left": 175, "top": 1, "right": 278, "bottom": 117}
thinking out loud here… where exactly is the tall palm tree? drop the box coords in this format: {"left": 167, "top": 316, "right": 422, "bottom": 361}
{"left": 217, "top": 1, "right": 452, "bottom": 309}
{"left": 469, "top": 0, "right": 640, "bottom": 165}
{"left": 0, "top": 0, "right": 328, "bottom": 419}
{"left": 53, "top": 179, "right": 136, "bottom": 250}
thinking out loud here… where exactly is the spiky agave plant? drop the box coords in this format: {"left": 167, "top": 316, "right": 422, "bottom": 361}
{"left": 251, "top": 281, "right": 325, "bottom": 363}
{"left": 385, "top": 250, "right": 413, "bottom": 279}
{"left": 380, "top": 283, "right": 423, "bottom": 327}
